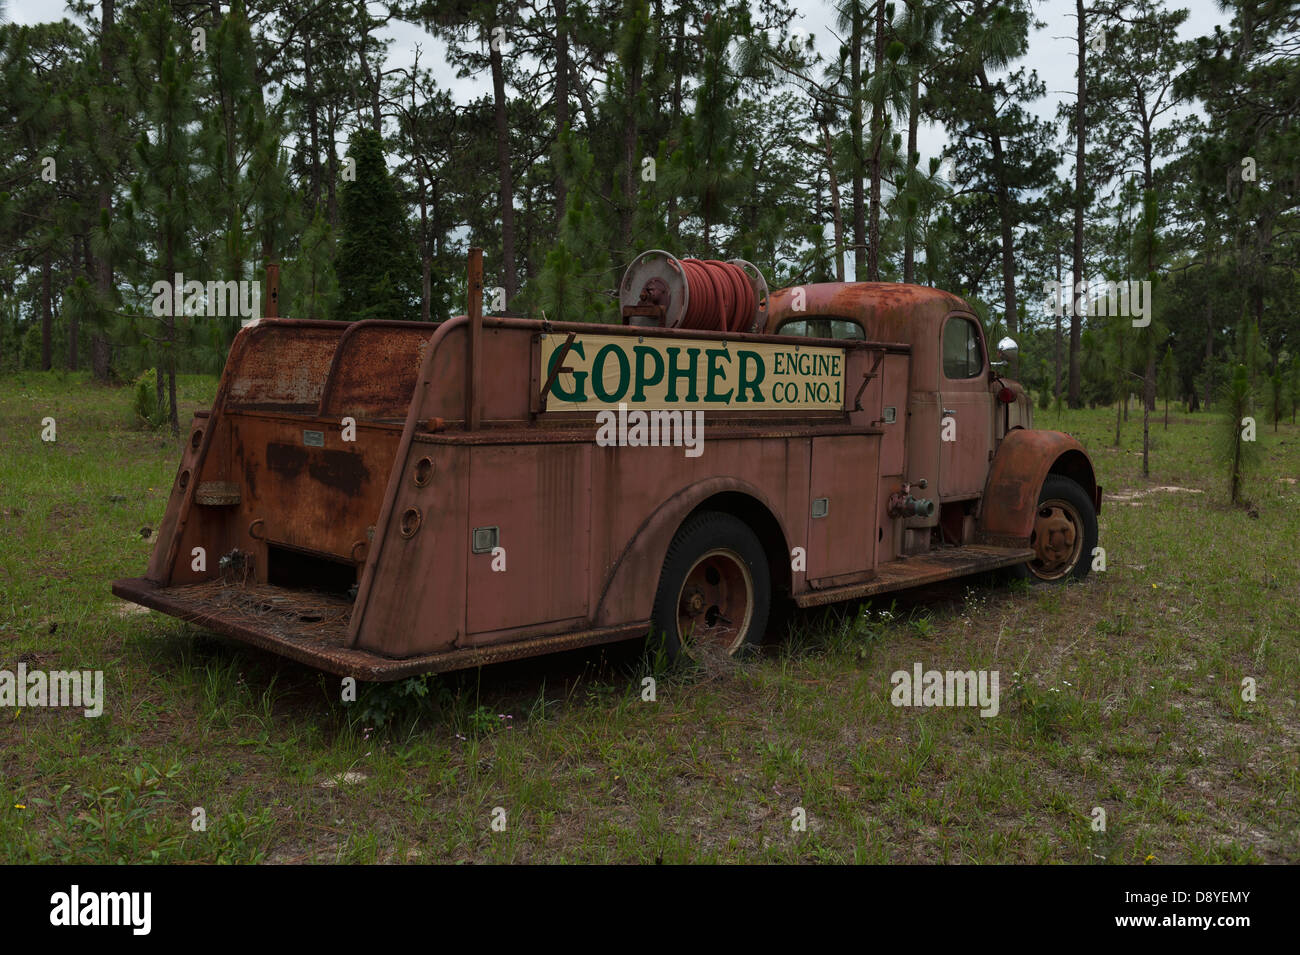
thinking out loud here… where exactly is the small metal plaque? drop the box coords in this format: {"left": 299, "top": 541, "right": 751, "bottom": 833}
{"left": 811, "top": 497, "right": 829, "bottom": 519}
{"left": 883, "top": 406, "right": 897, "bottom": 424}
{"left": 303, "top": 430, "right": 325, "bottom": 447}
{"left": 472, "top": 526, "right": 499, "bottom": 554}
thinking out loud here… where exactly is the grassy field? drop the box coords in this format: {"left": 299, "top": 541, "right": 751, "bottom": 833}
{"left": 0, "top": 370, "right": 1297, "bottom": 863}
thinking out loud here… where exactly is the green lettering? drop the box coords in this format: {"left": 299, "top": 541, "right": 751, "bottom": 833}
{"left": 632, "top": 345, "right": 665, "bottom": 402}
{"left": 665, "top": 347, "right": 700, "bottom": 402}
{"left": 736, "top": 350, "right": 765, "bottom": 403}
{"left": 705, "top": 348, "right": 734, "bottom": 403}
{"left": 591, "top": 343, "right": 630, "bottom": 403}
{"left": 547, "top": 340, "right": 588, "bottom": 402}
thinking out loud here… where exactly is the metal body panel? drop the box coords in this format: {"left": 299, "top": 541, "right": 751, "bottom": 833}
{"left": 232, "top": 416, "right": 399, "bottom": 566}
{"left": 938, "top": 316, "right": 995, "bottom": 500}
{"left": 807, "top": 435, "right": 878, "bottom": 586}
{"left": 464, "top": 443, "right": 592, "bottom": 638}
{"left": 978, "top": 429, "right": 1100, "bottom": 543}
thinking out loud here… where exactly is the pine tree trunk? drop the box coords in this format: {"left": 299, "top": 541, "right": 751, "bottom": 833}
{"left": 667, "top": 9, "right": 684, "bottom": 242}
{"left": 68, "top": 238, "right": 80, "bottom": 370}
{"left": 620, "top": 48, "right": 641, "bottom": 254}
{"left": 903, "top": 66, "right": 920, "bottom": 285}
{"left": 1068, "top": 0, "right": 1087, "bottom": 407}
{"left": 305, "top": 32, "right": 321, "bottom": 214}
{"left": 1202, "top": 284, "right": 1213, "bottom": 411}
{"left": 164, "top": 239, "right": 178, "bottom": 435}
{"left": 867, "top": 0, "right": 885, "bottom": 282}
{"left": 92, "top": 0, "right": 115, "bottom": 384}
{"left": 1054, "top": 248, "right": 1063, "bottom": 402}
{"left": 849, "top": 5, "right": 866, "bottom": 279}
{"left": 326, "top": 105, "right": 339, "bottom": 233}
{"left": 419, "top": 175, "right": 431, "bottom": 323}
{"left": 821, "top": 119, "right": 845, "bottom": 282}
{"left": 41, "top": 250, "right": 53, "bottom": 371}
{"left": 977, "top": 66, "right": 1018, "bottom": 336}
{"left": 490, "top": 34, "right": 517, "bottom": 300}
{"left": 1231, "top": 431, "right": 1241, "bottom": 504}
{"left": 1142, "top": 402, "right": 1149, "bottom": 477}
{"left": 554, "top": 0, "right": 569, "bottom": 225}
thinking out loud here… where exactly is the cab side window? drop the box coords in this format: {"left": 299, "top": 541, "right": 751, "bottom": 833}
{"left": 942, "top": 317, "right": 984, "bottom": 379}
{"left": 778, "top": 317, "right": 865, "bottom": 340}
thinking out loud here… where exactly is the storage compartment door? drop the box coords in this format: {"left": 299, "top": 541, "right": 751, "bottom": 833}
{"left": 465, "top": 444, "right": 592, "bottom": 638}
{"left": 806, "top": 434, "right": 878, "bottom": 588}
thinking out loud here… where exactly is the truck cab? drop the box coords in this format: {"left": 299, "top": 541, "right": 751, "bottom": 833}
{"left": 765, "top": 281, "right": 1092, "bottom": 572}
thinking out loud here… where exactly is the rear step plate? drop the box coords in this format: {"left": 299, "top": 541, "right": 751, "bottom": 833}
{"left": 112, "top": 577, "right": 644, "bottom": 681}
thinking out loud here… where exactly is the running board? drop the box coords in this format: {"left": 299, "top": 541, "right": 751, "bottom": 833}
{"left": 793, "top": 545, "right": 1033, "bottom": 608}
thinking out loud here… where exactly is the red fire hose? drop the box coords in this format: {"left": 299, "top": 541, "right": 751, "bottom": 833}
{"left": 619, "top": 251, "right": 770, "bottom": 333}
{"left": 679, "top": 258, "right": 757, "bottom": 332}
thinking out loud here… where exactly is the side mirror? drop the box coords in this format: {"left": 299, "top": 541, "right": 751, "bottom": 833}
{"left": 996, "top": 336, "right": 1018, "bottom": 357}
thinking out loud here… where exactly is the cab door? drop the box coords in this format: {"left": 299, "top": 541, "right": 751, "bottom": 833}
{"left": 938, "top": 314, "right": 993, "bottom": 499}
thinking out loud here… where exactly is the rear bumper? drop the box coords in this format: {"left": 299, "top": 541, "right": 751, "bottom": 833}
{"left": 112, "top": 577, "right": 644, "bottom": 681}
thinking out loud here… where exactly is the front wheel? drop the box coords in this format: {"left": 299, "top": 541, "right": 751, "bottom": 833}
{"left": 650, "top": 511, "right": 771, "bottom": 662}
{"left": 1014, "top": 475, "right": 1098, "bottom": 583}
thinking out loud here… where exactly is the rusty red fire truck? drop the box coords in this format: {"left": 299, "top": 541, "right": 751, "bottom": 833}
{"left": 112, "top": 249, "right": 1100, "bottom": 679}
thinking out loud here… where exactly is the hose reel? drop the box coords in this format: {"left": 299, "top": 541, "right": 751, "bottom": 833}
{"left": 620, "top": 250, "right": 769, "bottom": 333}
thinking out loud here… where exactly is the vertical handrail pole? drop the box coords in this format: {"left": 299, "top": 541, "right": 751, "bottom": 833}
{"left": 264, "top": 261, "right": 280, "bottom": 318}
{"left": 466, "top": 247, "right": 483, "bottom": 430}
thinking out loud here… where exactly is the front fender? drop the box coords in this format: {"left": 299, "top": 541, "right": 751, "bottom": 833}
{"left": 977, "top": 429, "right": 1100, "bottom": 545}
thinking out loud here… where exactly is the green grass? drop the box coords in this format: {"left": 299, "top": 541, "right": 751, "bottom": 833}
{"left": 0, "top": 374, "right": 1297, "bottom": 863}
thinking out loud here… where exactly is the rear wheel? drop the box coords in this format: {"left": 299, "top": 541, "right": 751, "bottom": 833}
{"left": 1015, "top": 475, "right": 1098, "bottom": 583}
{"left": 650, "top": 511, "right": 771, "bottom": 662}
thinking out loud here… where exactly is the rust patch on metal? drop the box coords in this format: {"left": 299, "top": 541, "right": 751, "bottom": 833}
{"left": 195, "top": 481, "right": 240, "bottom": 506}
{"left": 979, "top": 429, "right": 1096, "bottom": 540}
{"left": 1032, "top": 506, "right": 1075, "bottom": 567}
{"left": 265, "top": 442, "right": 369, "bottom": 496}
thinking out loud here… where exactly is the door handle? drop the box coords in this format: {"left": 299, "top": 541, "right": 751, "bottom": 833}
{"left": 942, "top": 408, "right": 956, "bottom": 416}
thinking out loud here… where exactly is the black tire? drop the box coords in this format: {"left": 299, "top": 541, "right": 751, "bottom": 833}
{"left": 1012, "top": 474, "right": 1098, "bottom": 583}
{"left": 650, "top": 511, "right": 771, "bottom": 662}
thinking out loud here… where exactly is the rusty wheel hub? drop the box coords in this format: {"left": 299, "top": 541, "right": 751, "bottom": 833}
{"left": 676, "top": 548, "right": 754, "bottom": 656}
{"left": 1029, "top": 501, "right": 1081, "bottom": 580}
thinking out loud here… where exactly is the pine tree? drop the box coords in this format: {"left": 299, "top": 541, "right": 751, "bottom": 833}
{"left": 336, "top": 127, "right": 418, "bottom": 321}
{"left": 127, "top": 0, "right": 205, "bottom": 434}
{"left": 1217, "top": 364, "right": 1259, "bottom": 507}
{"left": 1158, "top": 345, "right": 1176, "bottom": 429}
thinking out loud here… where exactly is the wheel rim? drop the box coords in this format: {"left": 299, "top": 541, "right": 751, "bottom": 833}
{"left": 1028, "top": 498, "right": 1083, "bottom": 580}
{"left": 676, "top": 547, "right": 754, "bottom": 656}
